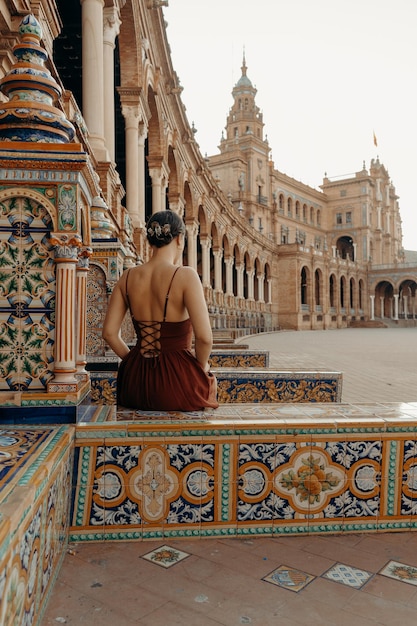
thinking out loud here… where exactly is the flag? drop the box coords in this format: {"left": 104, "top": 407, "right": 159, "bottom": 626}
{"left": 373, "top": 131, "right": 378, "bottom": 147}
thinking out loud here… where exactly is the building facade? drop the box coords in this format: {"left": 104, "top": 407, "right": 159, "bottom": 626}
{"left": 0, "top": 0, "right": 415, "bottom": 401}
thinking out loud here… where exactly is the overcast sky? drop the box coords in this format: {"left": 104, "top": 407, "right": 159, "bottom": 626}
{"left": 164, "top": 0, "right": 417, "bottom": 250}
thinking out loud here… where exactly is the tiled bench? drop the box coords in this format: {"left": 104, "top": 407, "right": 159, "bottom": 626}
{"left": 70, "top": 401, "right": 417, "bottom": 542}
{"left": 0, "top": 425, "right": 74, "bottom": 626}
{"left": 88, "top": 369, "right": 343, "bottom": 405}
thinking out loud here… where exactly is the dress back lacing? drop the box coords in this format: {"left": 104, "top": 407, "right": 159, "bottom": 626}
{"left": 125, "top": 266, "right": 180, "bottom": 359}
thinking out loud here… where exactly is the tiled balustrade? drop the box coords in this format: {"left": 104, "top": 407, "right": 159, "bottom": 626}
{"left": 70, "top": 402, "right": 417, "bottom": 542}
{"left": 89, "top": 367, "right": 342, "bottom": 405}
{"left": 0, "top": 426, "right": 74, "bottom": 626}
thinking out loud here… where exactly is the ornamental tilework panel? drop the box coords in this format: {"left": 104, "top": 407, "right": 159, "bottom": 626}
{"left": 71, "top": 439, "right": 222, "bottom": 537}
{"left": 0, "top": 426, "right": 73, "bottom": 626}
{"left": 70, "top": 410, "right": 417, "bottom": 541}
{"left": 86, "top": 264, "right": 108, "bottom": 358}
{"left": 0, "top": 196, "right": 55, "bottom": 391}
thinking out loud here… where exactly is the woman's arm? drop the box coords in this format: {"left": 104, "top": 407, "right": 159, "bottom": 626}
{"left": 102, "top": 278, "right": 130, "bottom": 359}
{"left": 182, "top": 267, "right": 213, "bottom": 372}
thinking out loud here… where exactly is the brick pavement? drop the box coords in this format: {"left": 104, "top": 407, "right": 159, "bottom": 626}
{"left": 239, "top": 327, "right": 417, "bottom": 404}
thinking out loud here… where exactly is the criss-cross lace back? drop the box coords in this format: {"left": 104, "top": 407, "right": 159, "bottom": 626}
{"left": 137, "top": 320, "right": 161, "bottom": 358}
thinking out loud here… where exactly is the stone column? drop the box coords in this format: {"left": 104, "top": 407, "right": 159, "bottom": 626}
{"left": 225, "top": 257, "right": 234, "bottom": 296}
{"left": 200, "top": 238, "right": 211, "bottom": 288}
{"left": 185, "top": 222, "right": 198, "bottom": 270}
{"left": 380, "top": 296, "right": 384, "bottom": 318}
{"left": 257, "top": 273, "right": 265, "bottom": 302}
{"left": 120, "top": 99, "right": 141, "bottom": 226}
{"left": 370, "top": 295, "right": 375, "bottom": 320}
{"left": 403, "top": 295, "right": 408, "bottom": 318}
{"left": 148, "top": 167, "right": 163, "bottom": 214}
{"left": 267, "top": 278, "right": 272, "bottom": 304}
{"left": 103, "top": 5, "right": 121, "bottom": 161}
{"left": 247, "top": 269, "right": 255, "bottom": 301}
{"left": 81, "top": 0, "right": 107, "bottom": 159}
{"left": 236, "top": 264, "right": 244, "bottom": 298}
{"left": 138, "top": 122, "right": 147, "bottom": 226}
{"left": 75, "top": 246, "right": 92, "bottom": 380}
{"left": 48, "top": 234, "right": 82, "bottom": 390}
{"left": 213, "top": 250, "right": 223, "bottom": 292}
{"left": 393, "top": 293, "right": 399, "bottom": 320}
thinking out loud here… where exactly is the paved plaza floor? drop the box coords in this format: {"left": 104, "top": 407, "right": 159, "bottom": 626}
{"left": 41, "top": 328, "right": 417, "bottom": 626}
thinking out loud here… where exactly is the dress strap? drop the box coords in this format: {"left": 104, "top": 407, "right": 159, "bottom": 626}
{"left": 163, "top": 266, "right": 180, "bottom": 321}
{"left": 124, "top": 269, "right": 132, "bottom": 313}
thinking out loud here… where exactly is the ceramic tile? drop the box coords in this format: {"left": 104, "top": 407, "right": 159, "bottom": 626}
{"left": 379, "top": 560, "right": 417, "bottom": 586}
{"left": 322, "top": 562, "right": 373, "bottom": 588}
{"left": 141, "top": 544, "right": 190, "bottom": 568}
{"left": 262, "top": 564, "right": 315, "bottom": 591}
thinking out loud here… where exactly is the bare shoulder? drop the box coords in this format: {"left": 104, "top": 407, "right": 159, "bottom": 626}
{"left": 176, "top": 266, "right": 200, "bottom": 284}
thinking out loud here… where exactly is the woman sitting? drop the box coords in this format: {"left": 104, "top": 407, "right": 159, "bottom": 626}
{"left": 102, "top": 210, "right": 218, "bottom": 412}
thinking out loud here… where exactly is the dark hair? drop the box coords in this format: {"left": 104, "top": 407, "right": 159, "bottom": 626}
{"left": 146, "top": 210, "right": 186, "bottom": 248}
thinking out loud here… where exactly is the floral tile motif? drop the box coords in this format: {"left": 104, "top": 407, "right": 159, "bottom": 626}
{"left": 216, "top": 372, "right": 342, "bottom": 404}
{"left": 0, "top": 196, "right": 55, "bottom": 392}
{"left": 400, "top": 440, "right": 417, "bottom": 516}
{"left": 0, "top": 428, "right": 54, "bottom": 488}
{"left": 322, "top": 563, "right": 373, "bottom": 588}
{"left": 379, "top": 560, "right": 417, "bottom": 586}
{"left": 141, "top": 544, "right": 190, "bottom": 568}
{"left": 209, "top": 351, "right": 269, "bottom": 368}
{"left": 263, "top": 565, "right": 315, "bottom": 592}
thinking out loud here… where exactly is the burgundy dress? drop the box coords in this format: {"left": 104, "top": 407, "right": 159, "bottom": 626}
{"left": 117, "top": 268, "right": 218, "bottom": 411}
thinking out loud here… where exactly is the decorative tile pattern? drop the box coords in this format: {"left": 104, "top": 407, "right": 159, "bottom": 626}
{"left": 0, "top": 428, "right": 57, "bottom": 490}
{"left": 322, "top": 563, "right": 373, "bottom": 588}
{"left": 86, "top": 264, "right": 108, "bottom": 358}
{"left": 379, "top": 560, "right": 417, "bottom": 586}
{"left": 209, "top": 351, "right": 269, "bottom": 368}
{"left": 263, "top": 565, "right": 315, "bottom": 592}
{"left": 141, "top": 544, "right": 190, "bottom": 568}
{"left": 88, "top": 370, "right": 343, "bottom": 405}
{"left": 0, "top": 195, "right": 55, "bottom": 391}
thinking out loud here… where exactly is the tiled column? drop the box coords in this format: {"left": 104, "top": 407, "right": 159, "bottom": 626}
{"left": 75, "top": 247, "right": 92, "bottom": 380}
{"left": 48, "top": 234, "right": 82, "bottom": 390}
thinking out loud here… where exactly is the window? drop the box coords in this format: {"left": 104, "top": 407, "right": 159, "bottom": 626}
{"left": 346, "top": 211, "right": 352, "bottom": 224}
{"left": 336, "top": 213, "right": 342, "bottom": 225}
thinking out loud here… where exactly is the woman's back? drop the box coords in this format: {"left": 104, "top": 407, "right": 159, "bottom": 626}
{"left": 125, "top": 261, "right": 189, "bottom": 323}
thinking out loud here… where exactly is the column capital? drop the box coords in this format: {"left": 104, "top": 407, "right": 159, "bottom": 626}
{"left": 50, "top": 233, "right": 82, "bottom": 261}
{"left": 103, "top": 6, "right": 121, "bottom": 45}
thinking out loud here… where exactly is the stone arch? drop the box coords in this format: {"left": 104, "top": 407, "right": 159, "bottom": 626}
{"left": 336, "top": 235, "right": 355, "bottom": 261}
{"left": 301, "top": 265, "right": 309, "bottom": 306}
{"left": 374, "top": 280, "right": 394, "bottom": 318}
{"left": 329, "top": 273, "right": 337, "bottom": 308}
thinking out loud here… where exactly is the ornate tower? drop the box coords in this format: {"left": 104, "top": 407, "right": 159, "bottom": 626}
{"left": 0, "top": 15, "right": 98, "bottom": 421}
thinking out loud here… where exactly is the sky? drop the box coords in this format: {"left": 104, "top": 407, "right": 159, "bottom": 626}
{"left": 164, "top": 0, "right": 417, "bottom": 250}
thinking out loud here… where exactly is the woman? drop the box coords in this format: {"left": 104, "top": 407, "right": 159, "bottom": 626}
{"left": 102, "top": 210, "right": 218, "bottom": 411}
